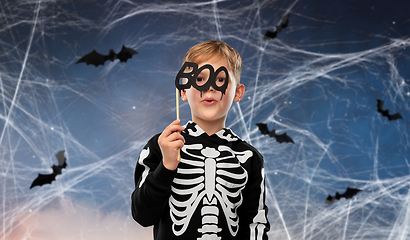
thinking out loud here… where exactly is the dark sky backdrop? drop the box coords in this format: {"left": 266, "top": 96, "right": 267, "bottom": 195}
{"left": 1, "top": 0, "right": 410, "bottom": 239}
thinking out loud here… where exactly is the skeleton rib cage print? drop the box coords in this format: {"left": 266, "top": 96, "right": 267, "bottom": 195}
{"left": 170, "top": 143, "right": 252, "bottom": 238}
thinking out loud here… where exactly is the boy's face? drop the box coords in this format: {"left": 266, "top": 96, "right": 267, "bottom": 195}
{"left": 180, "top": 56, "right": 245, "bottom": 125}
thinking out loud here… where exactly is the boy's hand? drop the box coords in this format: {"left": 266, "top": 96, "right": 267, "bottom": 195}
{"left": 158, "top": 119, "right": 185, "bottom": 171}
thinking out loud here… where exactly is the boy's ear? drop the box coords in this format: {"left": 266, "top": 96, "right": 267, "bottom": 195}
{"left": 180, "top": 90, "right": 188, "bottom": 101}
{"left": 234, "top": 84, "right": 245, "bottom": 102}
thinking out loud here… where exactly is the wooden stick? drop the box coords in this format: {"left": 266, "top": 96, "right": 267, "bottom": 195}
{"left": 176, "top": 88, "right": 180, "bottom": 120}
{"left": 176, "top": 88, "right": 181, "bottom": 161}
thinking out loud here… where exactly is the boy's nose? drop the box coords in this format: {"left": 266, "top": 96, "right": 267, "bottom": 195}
{"left": 204, "top": 85, "right": 216, "bottom": 92}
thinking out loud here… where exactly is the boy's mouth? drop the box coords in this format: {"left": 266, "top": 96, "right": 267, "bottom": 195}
{"left": 202, "top": 97, "right": 217, "bottom": 106}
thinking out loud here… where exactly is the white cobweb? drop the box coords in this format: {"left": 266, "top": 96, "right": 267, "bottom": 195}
{"left": 1, "top": 0, "right": 410, "bottom": 239}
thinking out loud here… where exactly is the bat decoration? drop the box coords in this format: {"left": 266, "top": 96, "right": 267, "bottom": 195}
{"left": 377, "top": 99, "right": 403, "bottom": 121}
{"left": 30, "top": 150, "right": 67, "bottom": 189}
{"left": 256, "top": 123, "right": 294, "bottom": 144}
{"left": 175, "top": 61, "right": 229, "bottom": 100}
{"left": 325, "top": 187, "right": 362, "bottom": 205}
{"left": 264, "top": 14, "right": 289, "bottom": 40}
{"left": 76, "top": 45, "right": 138, "bottom": 67}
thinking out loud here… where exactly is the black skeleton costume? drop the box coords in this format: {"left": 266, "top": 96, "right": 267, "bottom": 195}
{"left": 131, "top": 121, "right": 270, "bottom": 239}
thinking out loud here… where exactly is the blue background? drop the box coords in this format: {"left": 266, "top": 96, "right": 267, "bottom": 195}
{"left": 1, "top": 0, "right": 409, "bottom": 239}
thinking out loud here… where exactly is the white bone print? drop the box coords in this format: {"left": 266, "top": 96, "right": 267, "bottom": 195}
{"left": 169, "top": 144, "right": 253, "bottom": 238}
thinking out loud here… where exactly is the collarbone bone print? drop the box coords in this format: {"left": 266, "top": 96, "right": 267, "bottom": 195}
{"left": 169, "top": 143, "right": 253, "bottom": 239}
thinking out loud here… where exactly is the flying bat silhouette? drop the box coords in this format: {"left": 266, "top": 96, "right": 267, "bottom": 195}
{"left": 256, "top": 123, "right": 294, "bottom": 144}
{"left": 264, "top": 14, "right": 289, "bottom": 40}
{"left": 325, "top": 187, "right": 362, "bottom": 205}
{"left": 377, "top": 99, "right": 403, "bottom": 121}
{"left": 30, "top": 150, "right": 67, "bottom": 189}
{"left": 76, "top": 45, "right": 138, "bottom": 67}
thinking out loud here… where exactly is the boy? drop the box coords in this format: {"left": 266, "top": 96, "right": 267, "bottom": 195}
{"left": 131, "top": 40, "right": 270, "bottom": 239}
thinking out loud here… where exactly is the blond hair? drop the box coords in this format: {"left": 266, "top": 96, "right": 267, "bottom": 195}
{"left": 182, "top": 40, "right": 242, "bottom": 85}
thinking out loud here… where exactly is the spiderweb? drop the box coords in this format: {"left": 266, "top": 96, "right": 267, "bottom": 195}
{"left": 1, "top": 0, "right": 409, "bottom": 239}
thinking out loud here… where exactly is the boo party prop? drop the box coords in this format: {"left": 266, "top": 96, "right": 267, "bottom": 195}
{"left": 175, "top": 62, "right": 229, "bottom": 100}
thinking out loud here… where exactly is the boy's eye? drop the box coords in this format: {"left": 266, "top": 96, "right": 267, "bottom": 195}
{"left": 216, "top": 78, "right": 225, "bottom": 87}
{"left": 196, "top": 77, "right": 206, "bottom": 86}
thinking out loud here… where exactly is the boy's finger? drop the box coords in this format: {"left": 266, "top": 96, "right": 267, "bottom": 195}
{"left": 169, "top": 140, "right": 184, "bottom": 150}
{"left": 168, "top": 119, "right": 181, "bottom": 127}
{"left": 164, "top": 125, "right": 184, "bottom": 136}
{"left": 168, "top": 132, "right": 185, "bottom": 143}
